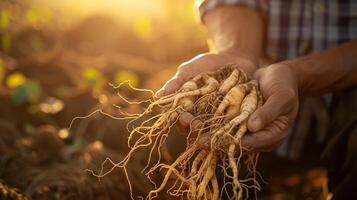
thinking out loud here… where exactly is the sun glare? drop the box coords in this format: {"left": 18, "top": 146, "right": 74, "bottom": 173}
{"left": 32, "top": 0, "right": 167, "bottom": 20}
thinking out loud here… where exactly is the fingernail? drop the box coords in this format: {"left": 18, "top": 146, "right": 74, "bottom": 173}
{"left": 249, "top": 116, "right": 262, "bottom": 132}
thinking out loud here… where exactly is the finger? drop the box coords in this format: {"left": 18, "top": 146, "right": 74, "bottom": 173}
{"left": 156, "top": 64, "right": 197, "bottom": 97}
{"left": 156, "top": 74, "right": 183, "bottom": 97}
{"left": 178, "top": 112, "right": 195, "bottom": 128}
{"left": 156, "top": 53, "right": 223, "bottom": 97}
{"left": 248, "top": 88, "right": 295, "bottom": 132}
{"left": 242, "top": 116, "right": 289, "bottom": 151}
{"left": 178, "top": 112, "right": 203, "bottom": 138}
{"left": 177, "top": 112, "right": 193, "bottom": 136}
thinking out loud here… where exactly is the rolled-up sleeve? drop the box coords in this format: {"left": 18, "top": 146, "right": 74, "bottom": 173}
{"left": 196, "top": 0, "right": 263, "bottom": 22}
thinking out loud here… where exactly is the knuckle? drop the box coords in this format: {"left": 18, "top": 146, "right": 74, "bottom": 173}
{"left": 275, "top": 130, "right": 287, "bottom": 143}
{"left": 275, "top": 121, "right": 289, "bottom": 134}
{"left": 269, "top": 123, "right": 288, "bottom": 142}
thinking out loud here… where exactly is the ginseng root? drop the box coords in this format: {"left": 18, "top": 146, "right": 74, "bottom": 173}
{"left": 91, "top": 65, "right": 264, "bottom": 200}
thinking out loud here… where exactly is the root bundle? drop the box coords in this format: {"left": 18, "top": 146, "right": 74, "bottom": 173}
{"left": 97, "top": 65, "right": 264, "bottom": 200}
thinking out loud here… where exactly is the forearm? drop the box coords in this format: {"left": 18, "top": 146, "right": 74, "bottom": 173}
{"left": 286, "top": 41, "right": 357, "bottom": 95}
{"left": 202, "top": 5, "right": 264, "bottom": 71}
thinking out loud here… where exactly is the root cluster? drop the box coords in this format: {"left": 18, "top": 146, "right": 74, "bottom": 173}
{"left": 99, "top": 65, "right": 264, "bottom": 200}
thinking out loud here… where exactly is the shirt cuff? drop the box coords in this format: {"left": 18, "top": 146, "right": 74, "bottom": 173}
{"left": 195, "top": 0, "right": 262, "bottom": 23}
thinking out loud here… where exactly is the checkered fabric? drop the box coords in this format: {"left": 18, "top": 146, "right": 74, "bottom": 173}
{"left": 197, "top": 0, "right": 357, "bottom": 62}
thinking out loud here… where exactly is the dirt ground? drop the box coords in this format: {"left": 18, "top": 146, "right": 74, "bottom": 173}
{"left": 0, "top": 1, "right": 329, "bottom": 199}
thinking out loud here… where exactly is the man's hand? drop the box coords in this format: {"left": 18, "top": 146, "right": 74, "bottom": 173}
{"left": 242, "top": 41, "right": 357, "bottom": 152}
{"left": 243, "top": 63, "right": 299, "bottom": 152}
{"left": 158, "top": 5, "right": 265, "bottom": 146}
{"left": 156, "top": 52, "right": 257, "bottom": 138}
{"left": 156, "top": 52, "right": 256, "bottom": 97}
{"left": 178, "top": 63, "right": 300, "bottom": 151}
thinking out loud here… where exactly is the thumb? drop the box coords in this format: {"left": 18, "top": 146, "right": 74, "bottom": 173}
{"left": 248, "top": 89, "right": 294, "bottom": 132}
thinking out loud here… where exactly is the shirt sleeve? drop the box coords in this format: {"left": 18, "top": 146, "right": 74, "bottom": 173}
{"left": 195, "top": 0, "right": 262, "bottom": 22}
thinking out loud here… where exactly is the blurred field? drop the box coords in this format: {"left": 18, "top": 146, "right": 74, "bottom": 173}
{"left": 0, "top": 1, "right": 328, "bottom": 199}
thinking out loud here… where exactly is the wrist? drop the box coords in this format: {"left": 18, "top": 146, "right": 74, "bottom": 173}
{"left": 281, "top": 58, "right": 311, "bottom": 95}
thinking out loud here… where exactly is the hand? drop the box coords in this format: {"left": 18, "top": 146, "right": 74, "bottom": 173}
{"left": 243, "top": 63, "right": 300, "bottom": 152}
{"left": 156, "top": 52, "right": 257, "bottom": 137}
{"left": 156, "top": 52, "right": 257, "bottom": 97}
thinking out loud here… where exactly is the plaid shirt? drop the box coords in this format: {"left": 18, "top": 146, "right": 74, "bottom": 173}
{"left": 197, "top": 0, "right": 357, "bottom": 159}
{"left": 197, "top": 0, "right": 357, "bottom": 62}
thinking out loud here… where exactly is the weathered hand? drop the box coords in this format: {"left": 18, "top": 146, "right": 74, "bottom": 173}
{"left": 156, "top": 52, "right": 257, "bottom": 137}
{"left": 156, "top": 52, "right": 256, "bottom": 97}
{"left": 244, "top": 63, "right": 299, "bottom": 152}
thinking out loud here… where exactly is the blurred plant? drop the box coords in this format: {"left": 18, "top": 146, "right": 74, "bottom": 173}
{"left": 132, "top": 16, "right": 153, "bottom": 40}
{"left": 82, "top": 67, "right": 105, "bottom": 89}
{"left": 6, "top": 72, "right": 42, "bottom": 104}
{"left": 6, "top": 72, "right": 26, "bottom": 89}
{"left": 114, "top": 70, "right": 139, "bottom": 87}
{"left": 26, "top": 6, "right": 53, "bottom": 26}
{"left": 0, "top": 9, "right": 9, "bottom": 29}
{"left": 13, "top": 80, "right": 41, "bottom": 104}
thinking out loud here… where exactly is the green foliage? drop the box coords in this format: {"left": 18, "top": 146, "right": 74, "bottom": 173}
{"left": 12, "top": 85, "right": 28, "bottom": 104}
{"left": 6, "top": 72, "right": 41, "bottom": 104}
{"left": 12, "top": 80, "right": 41, "bottom": 104}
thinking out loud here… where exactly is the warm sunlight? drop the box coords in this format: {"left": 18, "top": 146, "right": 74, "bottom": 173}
{"left": 27, "top": 0, "right": 186, "bottom": 22}
{"left": 1, "top": 0, "right": 348, "bottom": 199}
